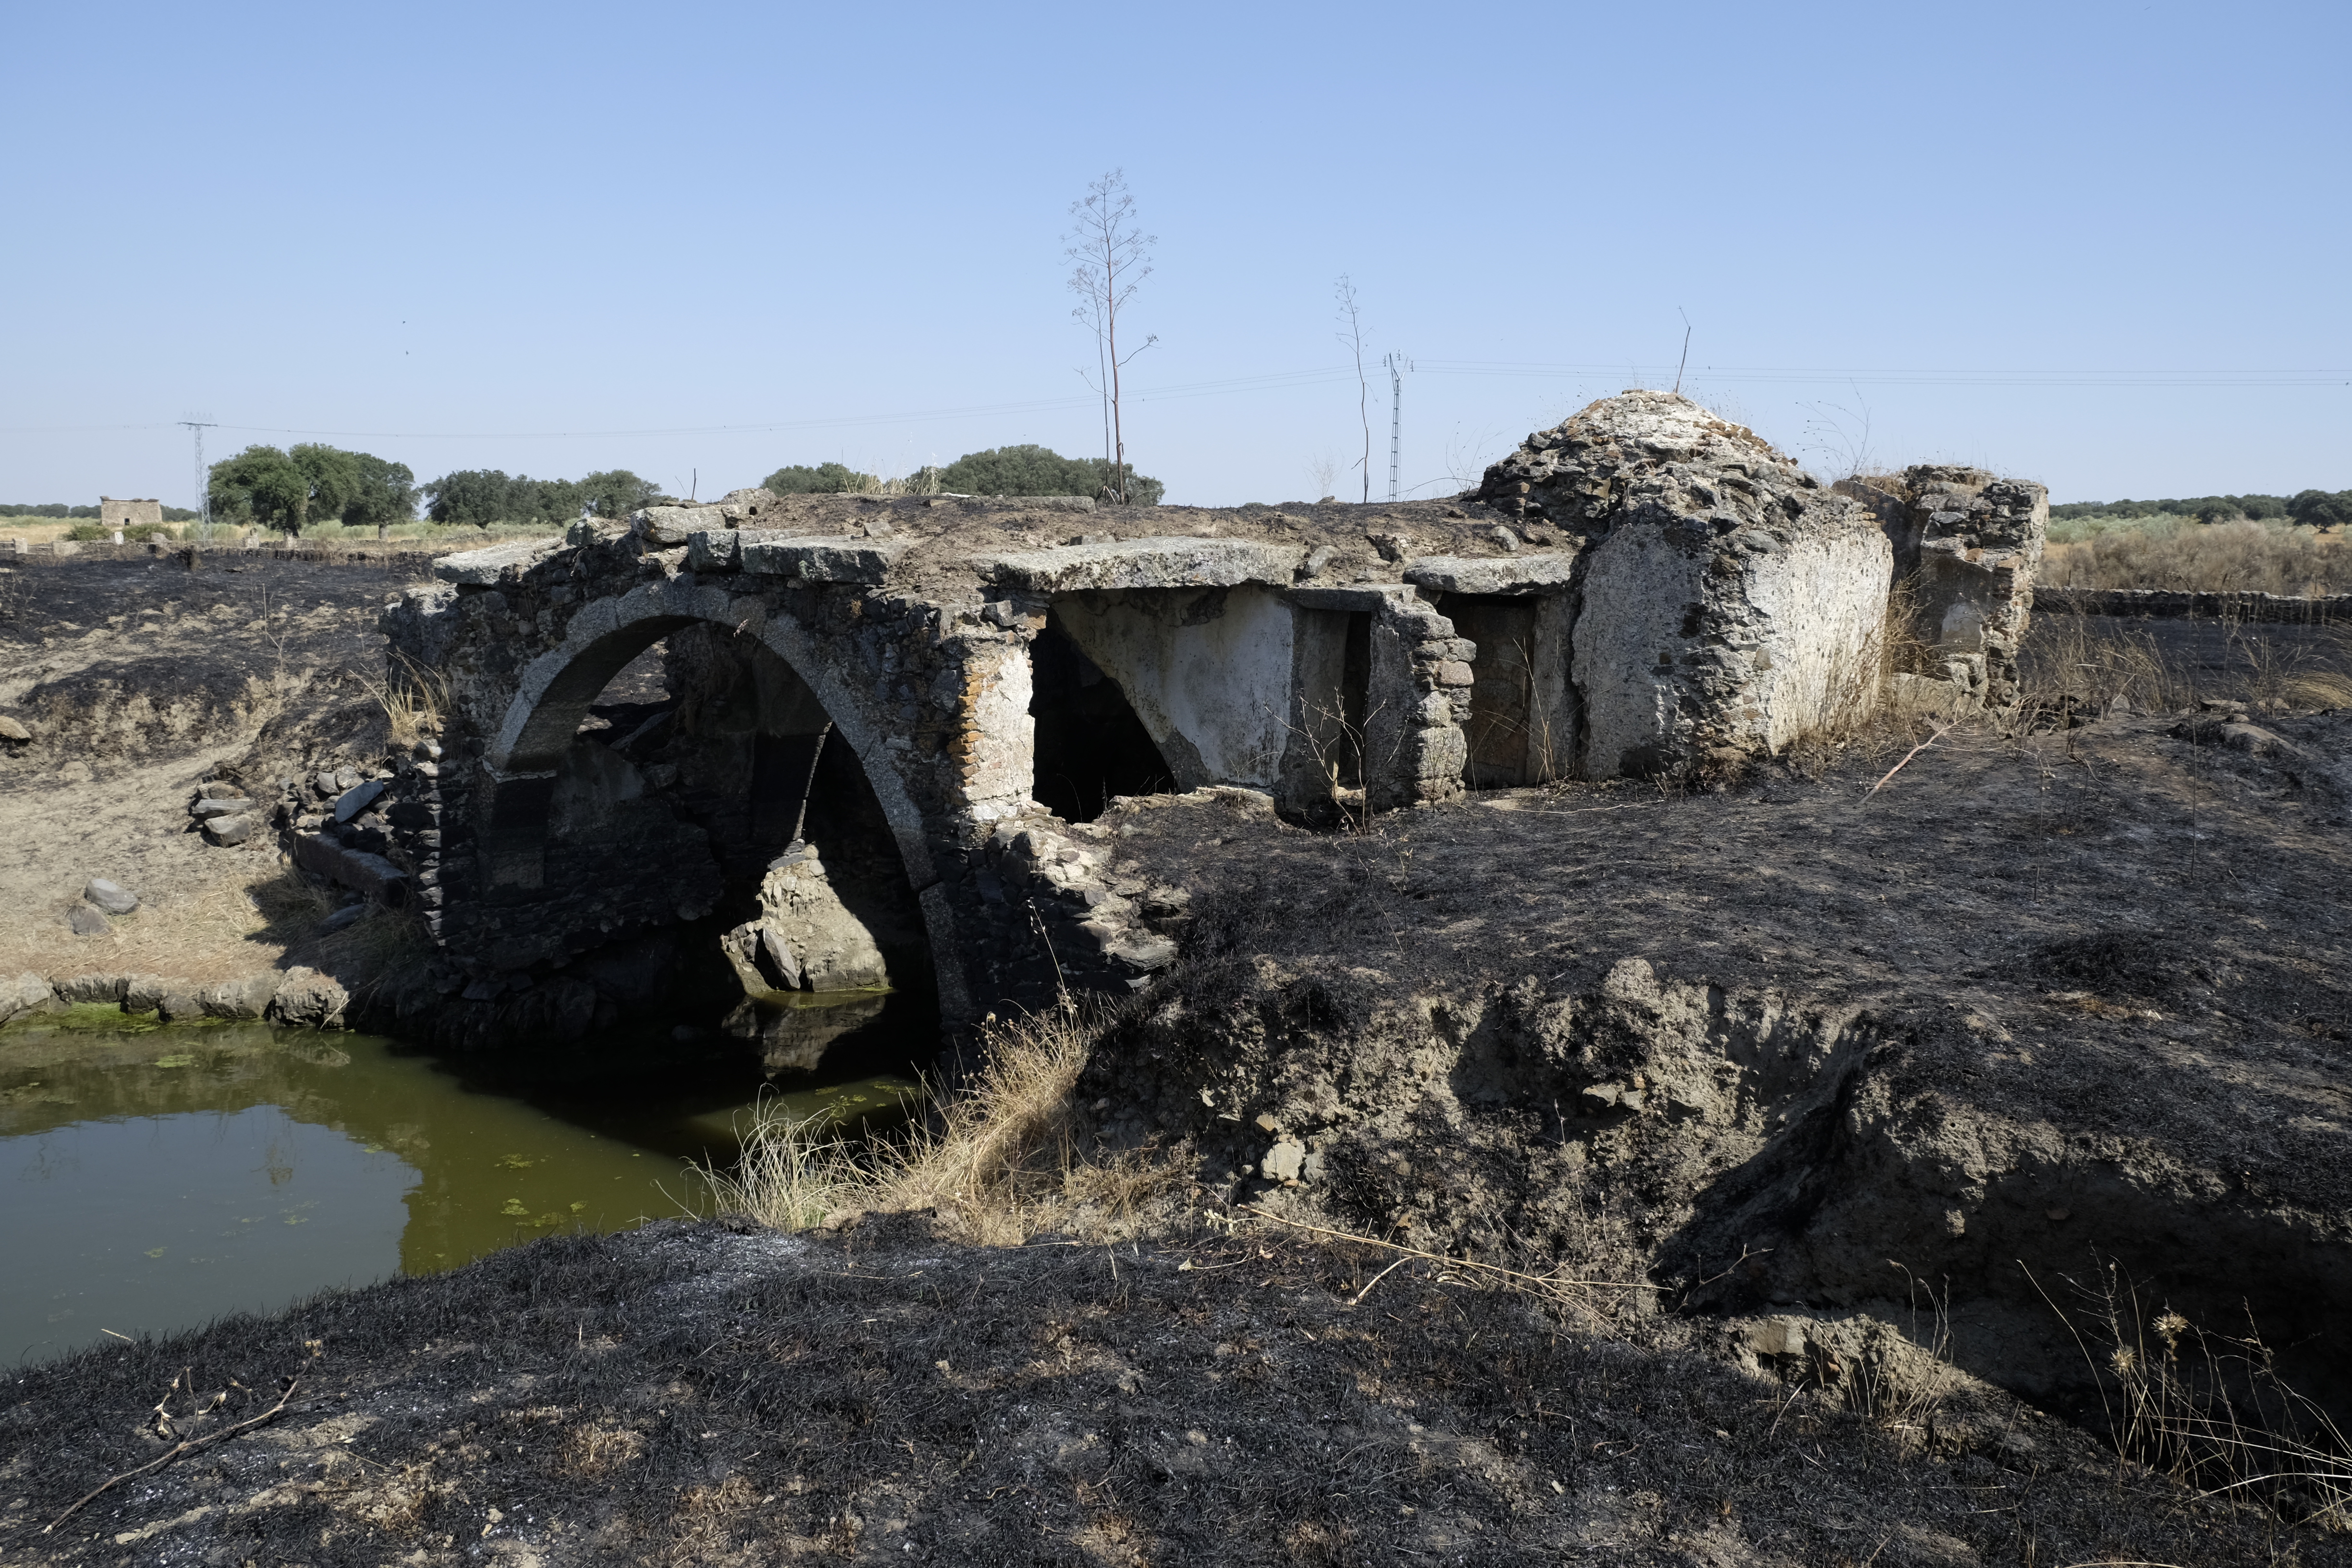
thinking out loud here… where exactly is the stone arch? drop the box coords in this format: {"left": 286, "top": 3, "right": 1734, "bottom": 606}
{"left": 475, "top": 579, "right": 963, "bottom": 1012}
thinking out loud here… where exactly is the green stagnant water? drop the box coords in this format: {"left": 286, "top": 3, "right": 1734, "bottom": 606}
{"left": 0, "top": 995, "right": 928, "bottom": 1369}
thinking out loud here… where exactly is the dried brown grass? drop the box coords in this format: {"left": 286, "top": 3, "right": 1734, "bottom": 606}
{"left": 704, "top": 998, "right": 1185, "bottom": 1244}
{"left": 7, "top": 858, "right": 325, "bottom": 985}
{"left": 356, "top": 653, "right": 449, "bottom": 750}
{"left": 2036, "top": 1261, "right": 2352, "bottom": 1532}
{"left": 2043, "top": 518, "right": 2352, "bottom": 596}
{"left": 2017, "top": 611, "right": 2352, "bottom": 721}
{"left": 1767, "top": 576, "right": 1948, "bottom": 774}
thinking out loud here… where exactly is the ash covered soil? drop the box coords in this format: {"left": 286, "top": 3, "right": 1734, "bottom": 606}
{"left": 1, "top": 1217, "right": 2329, "bottom": 1568}
{"left": 0, "top": 555, "right": 418, "bottom": 767}
{"left": 5, "top": 702, "right": 2350, "bottom": 1564}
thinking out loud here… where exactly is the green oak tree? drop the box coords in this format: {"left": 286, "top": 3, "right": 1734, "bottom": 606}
{"left": 761, "top": 462, "right": 877, "bottom": 495}
{"left": 423, "top": 469, "right": 514, "bottom": 527}
{"left": 937, "top": 444, "right": 1163, "bottom": 505}
{"left": 208, "top": 445, "right": 311, "bottom": 532}
{"left": 2287, "top": 489, "right": 2352, "bottom": 531}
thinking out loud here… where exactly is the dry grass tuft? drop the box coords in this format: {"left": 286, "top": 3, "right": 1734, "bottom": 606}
{"left": 2014, "top": 611, "right": 2198, "bottom": 721}
{"left": 694, "top": 1107, "right": 869, "bottom": 1232}
{"left": 357, "top": 652, "right": 449, "bottom": 750}
{"left": 2038, "top": 1262, "right": 2352, "bottom": 1532}
{"left": 871, "top": 1001, "right": 1102, "bottom": 1242}
{"left": 2285, "top": 667, "right": 2352, "bottom": 711}
{"left": 704, "top": 998, "right": 1186, "bottom": 1245}
{"left": 559, "top": 1421, "right": 647, "bottom": 1479}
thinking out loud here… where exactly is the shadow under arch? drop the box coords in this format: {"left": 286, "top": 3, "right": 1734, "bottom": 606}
{"left": 472, "top": 594, "right": 964, "bottom": 1016}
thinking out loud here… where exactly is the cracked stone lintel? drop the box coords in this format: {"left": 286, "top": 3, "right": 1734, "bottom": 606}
{"left": 972, "top": 537, "right": 1308, "bottom": 593}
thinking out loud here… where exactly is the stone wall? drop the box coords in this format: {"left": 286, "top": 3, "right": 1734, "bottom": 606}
{"left": 1895, "top": 466, "right": 2047, "bottom": 710}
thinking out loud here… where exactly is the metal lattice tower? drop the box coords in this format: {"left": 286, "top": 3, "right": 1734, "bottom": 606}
{"left": 1384, "top": 354, "right": 1412, "bottom": 502}
{"left": 179, "top": 417, "right": 215, "bottom": 541}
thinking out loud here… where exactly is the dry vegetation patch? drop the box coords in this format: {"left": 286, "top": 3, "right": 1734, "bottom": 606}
{"left": 2043, "top": 515, "right": 2352, "bottom": 595}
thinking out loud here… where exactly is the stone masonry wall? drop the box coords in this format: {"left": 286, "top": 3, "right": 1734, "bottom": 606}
{"left": 1477, "top": 391, "right": 1894, "bottom": 777}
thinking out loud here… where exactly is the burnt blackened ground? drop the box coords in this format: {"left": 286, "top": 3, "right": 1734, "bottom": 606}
{"left": 0, "top": 555, "right": 421, "bottom": 772}
{"left": 1072, "top": 701, "right": 2352, "bottom": 1455}
{"left": 2, "top": 1217, "right": 2330, "bottom": 1568}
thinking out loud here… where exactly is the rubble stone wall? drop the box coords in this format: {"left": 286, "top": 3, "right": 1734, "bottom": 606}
{"left": 1893, "top": 466, "right": 2048, "bottom": 710}
{"left": 1479, "top": 390, "right": 1899, "bottom": 777}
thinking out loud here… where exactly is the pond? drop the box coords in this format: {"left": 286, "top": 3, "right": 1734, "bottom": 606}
{"left": 0, "top": 996, "right": 929, "bottom": 1369}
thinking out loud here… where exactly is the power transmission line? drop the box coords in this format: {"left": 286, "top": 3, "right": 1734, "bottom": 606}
{"left": 178, "top": 416, "right": 215, "bottom": 542}
{"left": 0, "top": 363, "right": 2341, "bottom": 445}
{"left": 1384, "top": 354, "right": 1412, "bottom": 502}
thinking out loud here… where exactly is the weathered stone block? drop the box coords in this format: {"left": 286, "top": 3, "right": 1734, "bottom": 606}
{"left": 1403, "top": 553, "right": 1578, "bottom": 595}
{"left": 269, "top": 966, "right": 350, "bottom": 1029}
{"left": 433, "top": 538, "right": 563, "bottom": 585}
{"left": 687, "top": 529, "right": 741, "bottom": 571}
{"left": 1, "top": 971, "right": 57, "bottom": 1023}
{"left": 733, "top": 533, "right": 907, "bottom": 584}
{"left": 634, "top": 505, "right": 727, "bottom": 547}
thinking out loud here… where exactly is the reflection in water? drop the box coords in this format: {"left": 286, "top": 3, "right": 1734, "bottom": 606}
{"left": 0, "top": 995, "right": 930, "bottom": 1368}
{"left": 725, "top": 988, "right": 894, "bottom": 1074}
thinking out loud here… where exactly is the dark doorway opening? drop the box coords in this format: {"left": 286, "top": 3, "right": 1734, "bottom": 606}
{"left": 1328, "top": 609, "right": 1373, "bottom": 789}
{"left": 1281, "top": 607, "right": 1374, "bottom": 823}
{"left": 1029, "top": 612, "right": 1174, "bottom": 822}
{"left": 1437, "top": 594, "right": 1538, "bottom": 788}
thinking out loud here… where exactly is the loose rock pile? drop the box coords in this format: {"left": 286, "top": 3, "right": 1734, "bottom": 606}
{"left": 187, "top": 778, "right": 258, "bottom": 845}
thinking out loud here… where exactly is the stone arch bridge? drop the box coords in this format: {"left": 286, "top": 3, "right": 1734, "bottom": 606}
{"left": 357, "top": 392, "right": 2039, "bottom": 1038}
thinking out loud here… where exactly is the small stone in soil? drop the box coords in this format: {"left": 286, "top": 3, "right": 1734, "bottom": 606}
{"left": 84, "top": 878, "right": 139, "bottom": 914}
{"left": 68, "top": 905, "right": 110, "bottom": 936}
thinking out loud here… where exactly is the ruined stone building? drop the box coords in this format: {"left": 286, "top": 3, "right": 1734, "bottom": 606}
{"left": 342, "top": 392, "right": 2042, "bottom": 1046}
{"left": 98, "top": 496, "right": 164, "bottom": 532}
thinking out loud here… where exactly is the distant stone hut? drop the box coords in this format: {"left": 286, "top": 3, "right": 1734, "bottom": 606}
{"left": 99, "top": 497, "right": 164, "bottom": 533}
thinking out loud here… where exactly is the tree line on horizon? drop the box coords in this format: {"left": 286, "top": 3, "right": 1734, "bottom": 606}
{"left": 0, "top": 502, "right": 199, "bottom": 521}
{"left": 193, "top": 441, "right": 1165, "bottom": 535}
{"left": 761, "top": 445, "right": 1163, "bottom": 507}
{"left": 2050, "top": 490, "right": 2352, "bottom": 529}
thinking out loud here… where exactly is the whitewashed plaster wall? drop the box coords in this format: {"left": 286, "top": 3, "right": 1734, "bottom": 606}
{"left": 1050, "top": 588, "right": 1296, "bottom": 791}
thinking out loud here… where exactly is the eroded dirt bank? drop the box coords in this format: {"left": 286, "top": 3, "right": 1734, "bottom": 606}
{"left": 3, "top": 1217, "right": 2336, "bottom": 1568}
{"left": 1077, "top": 708, "right": 2352, "bottom": 1439}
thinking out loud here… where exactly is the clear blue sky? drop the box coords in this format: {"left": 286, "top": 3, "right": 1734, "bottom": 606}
{"left": 4, "top": 0, "right": 2345, "bottom": 511}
